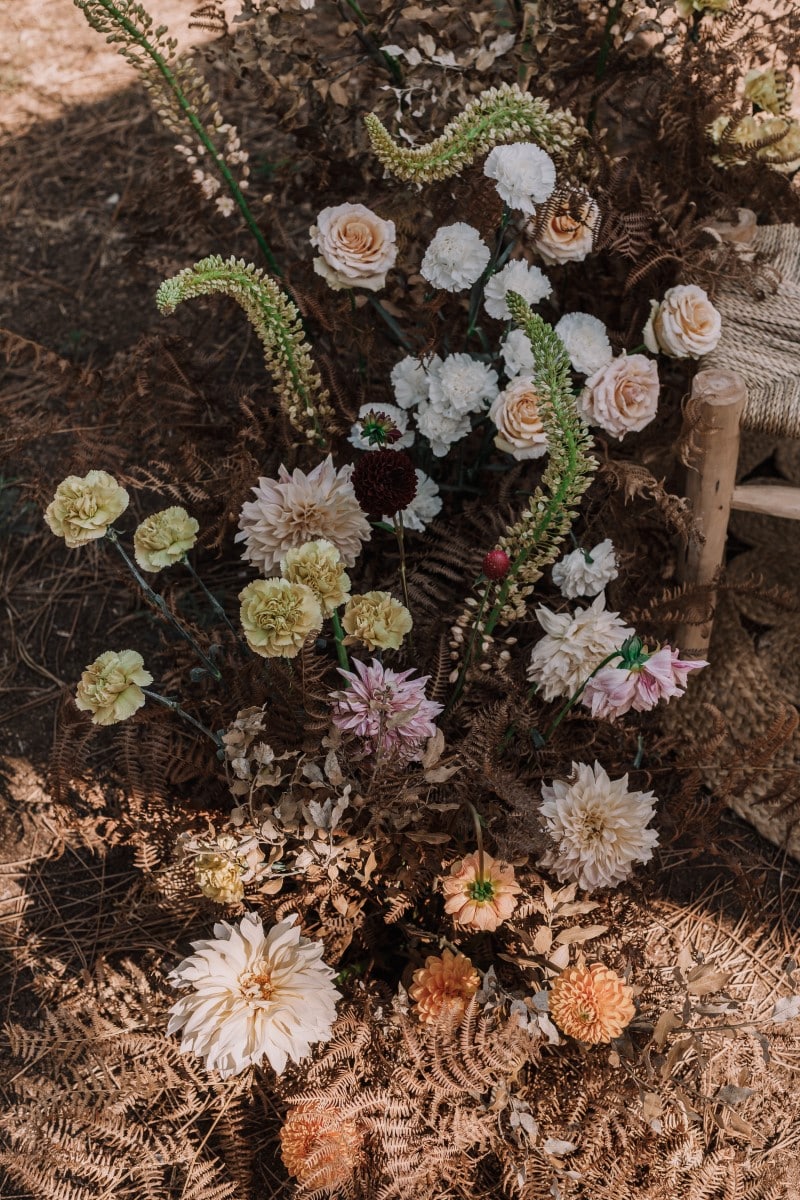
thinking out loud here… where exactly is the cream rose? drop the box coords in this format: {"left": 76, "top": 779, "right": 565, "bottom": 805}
{"left": 44, "top": 470, "right": 129, "bottom": 548}
{"left": 489, "top": 376, "right": 548, "bottom": 461}
{"left": 133, "top": 506, "right": 199, "bottom": 572}
{"left": 239, "top": 578, "right": 322, "bottom": 659}
{"left": 310, "top": 203, "right": 397, "bottom": 292}
{"left": 532, "top": 195, "right": 599, "bottom": 266}
{"left": 75, "top": 649, "right": 152, "bottom": 726}
{"left": 579, "top": 353, "right": 659, "bottom": 440}
{"left": 643, "top": 284, "right": 722, "bottom": 359}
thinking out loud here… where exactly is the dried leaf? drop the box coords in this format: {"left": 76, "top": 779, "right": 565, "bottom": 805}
{"left": 555, "top": 924, "right": 608, "bottom": 945}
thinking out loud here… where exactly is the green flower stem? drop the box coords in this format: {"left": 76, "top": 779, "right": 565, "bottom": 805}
{"left": 105, "top": 529, "right": 222, "bottom": 681}
{"left": 142, "top": 688, "right": 222, "bottom": 746}
{"left": 79, "top": 0, "right": 278, "bottom": 273}
{"left": 330, "top": 610, "right": 350, "bottom": 674}
{"left": 465, "top": 799, "right": 486, "bottom": 882}
{"left": 442, "top": 582, "right": 490, "bottom": 718}
{"left": 393, "top": 511, "right": 411, "bottom": 614}
{"left": 181, "top": 556, "right": 241, "bottom": 642}
{"left": 542, "top": 649, "right": 624, "bottom": 744}
{"left": 466, "top": 204, "right": 511, "bottom": 342}
{"left": 340, "top": 0, "right": 404, "bottom": 85}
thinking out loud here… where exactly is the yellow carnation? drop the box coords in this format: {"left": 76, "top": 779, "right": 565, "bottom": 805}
{"left": 44, "top": 470, "right": 129, "bottom": 548}
{"left": 239, "top": 578, "right": 322, "bottom": 658}
{"left": 281, "top": 539, "right": 351, "bottom": 616}
{"left": 134, "top": 506, "right": 199, "bottom": 572}
{"left": 744, "top": 67, "right": 790, "bottom": 116}
{"left": 75, "top": 650, "right": 152, "bottom": 726}
{"left": 342, "top": 591, "right": 412, "bottom": 651}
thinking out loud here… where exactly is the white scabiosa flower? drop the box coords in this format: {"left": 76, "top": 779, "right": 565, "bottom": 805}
{"left": 484, "top": 260, "right": 552, "bottom": 321}
{"left": 539, "top": 761, "right": 658, "bottom": 890}
{"left": 500, "top": 328, "right": 536, "bottom": 379}
{"left": 552, "top": 539, "right": 618, "bottom": 599}
{"left": 421, "top": 223, "right": 491, "bottom": 292}
{"left": 385, "top": 469, "right": 442, "bottom": 532}
{"left": 554, "top": 313, "right": 613, "bottom": 377}
{"left": 348, "top": 402, "right": 414, "bottom": 451}
{"left": 428, "top": 353, "right": 499, "bottom": 416}
{"left": 167, "top": 912, "right": 340, "bottom": 1079}
{"left": 526, "top": 593, "right": 634, "bottom": 702}
{"left": 390, "top": 354, "right": 442, "bottom": 409}
{"left": 484, "top": 144, "right": 557, "bottom": 215}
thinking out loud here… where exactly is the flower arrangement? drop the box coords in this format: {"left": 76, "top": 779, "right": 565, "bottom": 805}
{"left": 5, "top": 2, "right": 800, "bottom": 1199}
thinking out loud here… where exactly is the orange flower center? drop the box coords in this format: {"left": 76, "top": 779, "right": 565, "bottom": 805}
{"left": 240, "top": 964, "right": 274, "bottom": 1000}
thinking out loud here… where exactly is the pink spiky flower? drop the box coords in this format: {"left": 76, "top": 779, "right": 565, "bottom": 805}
{"left": 582, "top": 642, "right": 707, "bottom": 721}
{"left": 330, "top": 658, "right": 443, "bottom": 761}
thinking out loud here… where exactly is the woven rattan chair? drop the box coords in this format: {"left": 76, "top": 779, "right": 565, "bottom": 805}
{"left": 676, "top": 224, "right": 800, "bottom": 658}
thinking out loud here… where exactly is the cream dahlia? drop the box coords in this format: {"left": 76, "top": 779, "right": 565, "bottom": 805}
{"left": 539, "top": 761, "right": 658, "bottom": 890}
{"left": 236, "top": 457, "right": 371, "bottom": 574}
{"left": 167, "top": 912, "right": 340, "bottom": 1078}
{"left": 526, "top": 594, "right": 634, "bottom": 703}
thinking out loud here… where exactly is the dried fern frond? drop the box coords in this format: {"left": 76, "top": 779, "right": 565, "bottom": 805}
{"left": 364, "top": 83, "right": 580, "bottom": 184}
{"left": 157, "top": 256, "right": 333, "bottom": 447}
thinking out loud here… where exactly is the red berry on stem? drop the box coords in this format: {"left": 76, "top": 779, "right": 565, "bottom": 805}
{"left": 482, "top": 549, "right": 511, "bottom": 580}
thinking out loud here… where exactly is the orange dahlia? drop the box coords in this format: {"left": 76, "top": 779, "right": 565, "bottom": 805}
{"left": 280, "top": 1102, "right": 362, "bottom": 1192}
{"left": 409, "top": 949, "right": 480, "bottom": 1024}
{"left": 441, "top": 851, "right": 521, "bottom": 932}
{"left": 549, "top": 962, "right": 635, "bottom": 1044}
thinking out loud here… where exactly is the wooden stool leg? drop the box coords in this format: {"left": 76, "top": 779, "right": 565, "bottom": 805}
{"left": 675, "top": 368, "right": 747, "bottom": 660}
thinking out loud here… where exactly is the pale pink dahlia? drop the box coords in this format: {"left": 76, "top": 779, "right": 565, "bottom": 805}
{"left": 582, "top": 646, "right": 707, "bottom": 721}
{"left": 236, "top": 456, "right": 371, "bottom": 575}
{"left": 330, "top": 658, "right": 442, "bottom": 761}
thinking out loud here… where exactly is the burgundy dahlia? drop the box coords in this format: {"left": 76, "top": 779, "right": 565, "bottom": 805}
{"left": 352, "top": 449, "right": 418, "bottom": 516}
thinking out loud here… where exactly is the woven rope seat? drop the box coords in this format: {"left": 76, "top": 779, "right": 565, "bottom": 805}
{"left": 703, "top": 223, "right": 800, "bottom": 438}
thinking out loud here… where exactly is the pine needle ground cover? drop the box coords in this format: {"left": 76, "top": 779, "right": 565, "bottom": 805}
{"left": 1, "top": 3, "right": 799, "bottom": 1198}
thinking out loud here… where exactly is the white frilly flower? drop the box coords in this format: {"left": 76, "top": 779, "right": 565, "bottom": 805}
{"left": 554, "top": 313, "right": 613, "bottom": 377}
{"left": 484, "top": 143, "right": 557, "bottom": 215}
{"left": 500, "top": 328, "right": 536, "bottom": 378}
{"left": 552, "top": 539, "right": 618, "bottom": 599}
{"left": 526, "top": 593, "right": 634, "bottom": 702}
{"left": 428, "top": 353, "right": 499, "bottom": 415}
{"left": 421, "top": 223, "right": 491, "bottom": 292}
{"left": 385, "top": 469, "right": 442, "bottom": 531}
{"left": 539, "top": 761, "right": 658, "bottom": 891}
{"left": 348, "top": 402, "right": 414, "bottom": 451}
{"left": 167, "top": 912, "right": 340, "bottom": 1079}
{"left": 390, "top": 354, "right": 442, "bottom": 409}
{"left": 484, "top": 260, "right": 552, "bottom": 321}
{"left": 415, "top": 401, "right": 472, "bottom": 457}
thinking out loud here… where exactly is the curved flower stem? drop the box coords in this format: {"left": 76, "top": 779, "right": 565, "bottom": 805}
{"left": 442, "top": 581, "right": 490, "bottom": 719}
{"left": 542, "top": 650, "right": 624, "bottom": 743}
{"left": 330, "top": 610, "right": 351, "bottom": 673}
{"left": 77, "top": 0, "right": 279, "bottom": 273}
{"left": 142, "top": 688, "right": 222, "bottom": 747}
{"left": 105, "top": 529, "right": 222, "bottom": 681}
{"left": 465, "top": 800, "right": 486, "bottom": 881}
{"left": 181, "top": 556, "right": 241, "bottom": 642}
{"left": 393, "top": 511, "right": 411, "bottom": 613}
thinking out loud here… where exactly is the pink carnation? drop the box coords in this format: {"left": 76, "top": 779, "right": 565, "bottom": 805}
{"left": 582, "top": 646, "right": 707, "bottom": 721}
{"left": 330, "top": 658, "right": 442, "bottom": 761}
